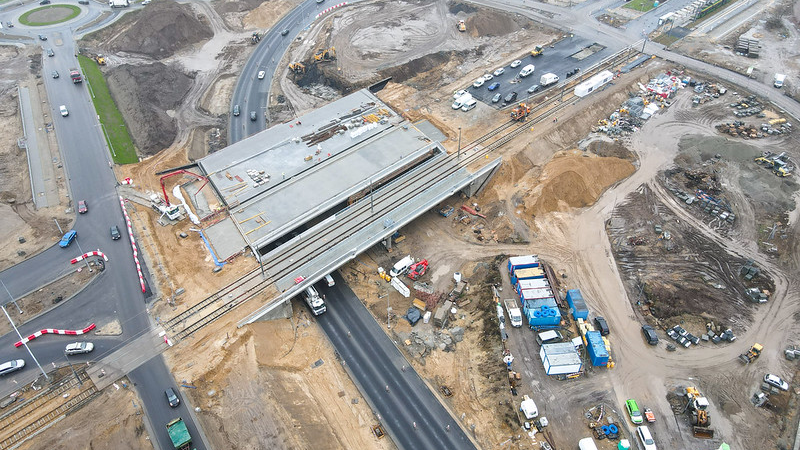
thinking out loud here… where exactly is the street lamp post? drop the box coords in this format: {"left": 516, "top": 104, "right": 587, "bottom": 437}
{"left": 64, "top": 352, "right": 82, "bottom": 385}
{"left": 457, "top": 127, "right": 462, "bottom": 160}
{"left": 1, "top": 305, "right": 48, "bottom": 380}
{"left": 0, "top": 279, "right": 22, "bottom": 314}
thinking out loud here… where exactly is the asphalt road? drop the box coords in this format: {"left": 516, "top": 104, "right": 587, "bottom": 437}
{"left": 316, "top": 274, "right": 476, "bottom": 450}
{"left": 228, "top": 0, "right": 333, "bottom": 144}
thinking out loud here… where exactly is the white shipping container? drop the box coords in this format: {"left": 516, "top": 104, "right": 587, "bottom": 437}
{"left": 508, "top": 255, "right": 539, "bottom": 268}
{"left": 574, "top": 70, "right": 614, "bottom": 97}
{"left": 539, "top": 343, "right": 582, "bottom": 375}
{"left": 517, "top": 278, "right": 550, "bottom": 291}
{"left": 521, "top": 288, "right": 554, "bottom": 301}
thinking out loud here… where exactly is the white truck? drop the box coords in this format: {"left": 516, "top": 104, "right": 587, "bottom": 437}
{"left": 520, "top": 395, "right": 538, "bottom": 419}
{"left": 774, "top": 73, "right": 786, "bottom": 88}
{"left": 540, "top": 72, "right": 559, "bottom": 86}
{"left": 519, "top": 64, "right": 535, "bottom": 78}
{"left": 451, "top": 93, "right": 473, "bottom": 110}
{"left": 301, "top": 285, "right": 326, "bottom": 315}
{"left": 503, "top": 299, "right": 522, "bottom": 327}
{"left": 109, "top": 0, "right": 130, "bottom": 7}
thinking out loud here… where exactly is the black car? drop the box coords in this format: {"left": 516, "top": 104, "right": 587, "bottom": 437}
{"left": 642, "top": 325, "right": 658, "bottom": 345}
{"left": 250, "top": 111, "right": 257, "bottom": 121}
{"left": 165, "top": 388, "right": 180, "bottom": 407}
{"left": 110, "top": 225, "right": 121, "bottom": 240}
{"left": 280, "top": 29, "right": 290, "bottom": 36}
{"left": 504, "top": 91, "right": 518, "bottom": 103}
{"left": 46, "top": 48, "right": 54, "bottom": 57}
{"left": 594, "top": 316, "right": 609, "bottom": 336}
{"left": 38, "top": 34, "right": 47, "bottom": 41}
{"left": 40, "top": 0, "right": 50, "bottom": 4}
{"left": 52, "top": 70, "right": 59, "bottom": 79}
{"left": 5, "top": 22, "right": 13, "bottom": 28}
{"left": 78, "top": 0, "right": 89, "bottom": 4}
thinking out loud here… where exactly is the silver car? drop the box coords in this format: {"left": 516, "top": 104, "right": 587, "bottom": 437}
{"left": 0, "top": 359, "right": 25, "bottom": 376}
{"left": 65, "top": 342, "right": 94, "bottom": 355}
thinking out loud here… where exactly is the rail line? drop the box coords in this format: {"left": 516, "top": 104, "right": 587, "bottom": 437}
{"left": 0, "top": 371, "right": 97, "bottom": 450}
{"left": 165, "top": 48, "right": 645, "bottom": 339}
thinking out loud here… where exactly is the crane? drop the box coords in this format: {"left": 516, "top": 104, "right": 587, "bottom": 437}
{"left": 160, "top": 169, "right": 209, "bottom": 207}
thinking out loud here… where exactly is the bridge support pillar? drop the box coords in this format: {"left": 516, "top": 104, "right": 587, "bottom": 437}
{"left": 252, "top": 298, "right": 293, "bottom": 322}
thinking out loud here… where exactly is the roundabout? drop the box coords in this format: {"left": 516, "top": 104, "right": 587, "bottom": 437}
{"left": 18, "top": 4, "right": 80, "bottom": 26}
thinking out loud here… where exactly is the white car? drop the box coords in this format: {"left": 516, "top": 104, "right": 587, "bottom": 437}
{"left": 636, "top": 426, "right": 657, "bottom": 450}
{"left": 142, "top": 0, "right": 150, "bottom": 4}
{"left": 257, "top": 70, "right": 266, "bottom": 80}
{"left": 0, "top": 359, "right": 24, "bottom": 376}
{"left": 65, "top": 342, "right": 94, "bottom": 355}
{"left": 493, "top": 67, "right": 505, "bottom": 76}
{"left": 472, "top": 78, "right": 485, "bottom": 88}
{"left": 453, "top": 89, "right": 467, "bottom": 99}
{"left": 482, "top": 73, "right": 493, "bottom": 82}
{"left": 765, "top": 373, "right": 789, "bottom": 391}
{"left": 510, "top": 59, "right": 522, "bottom": 68}
{"left": 59, "top": 105, "right": 68, "bottom": 117}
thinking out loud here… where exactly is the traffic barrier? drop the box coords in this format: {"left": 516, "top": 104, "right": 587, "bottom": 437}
{"left": 119, "top": 196, "right": 146, "bottom": 293}
{"left": 14, "top": 323, "right": 95, "bottom": 347}
{"left": 315, "top": 2, "right": 347, "bottom": 18}
{"left": 70, "top": 249, "right": 108, "bottom": 264}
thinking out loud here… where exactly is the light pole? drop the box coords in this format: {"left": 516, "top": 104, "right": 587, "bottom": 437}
{"left": 457, "top": 127, "right": 462, "bottom": 160}
{"left": 1, "top": 305, "right": 48, "bottom": 380}
{"left": 0, "top": 279, "right": 22, "bottom": 314}
{"left": 64, "top": 351, "right": 82, "bottom": 385}
{"left": 74, "top": 238, "right": 92, "bottom": 273}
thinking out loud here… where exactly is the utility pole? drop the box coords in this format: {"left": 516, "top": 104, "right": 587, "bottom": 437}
{"left": 1, "top": 305, "right": 48, "bottom": 380}
{"left": 64, "top": 352, "right": 82, "bottom": 385}
{"left": 457, "top": 127, "right": 462, "bottom": 160}
{"left": 0, "top": 279, "right": 22, "bottom": 314}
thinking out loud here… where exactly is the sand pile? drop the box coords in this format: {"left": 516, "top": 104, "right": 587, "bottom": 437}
{"left": 527, "top": 151, "right": 635, "bottom": 215}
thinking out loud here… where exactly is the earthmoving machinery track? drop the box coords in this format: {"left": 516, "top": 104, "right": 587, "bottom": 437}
{"left": 164, "top": 47, "right": 646, "bottom": 339}
{"left": 0, "top": 370, "right": 97, "bottom": 449}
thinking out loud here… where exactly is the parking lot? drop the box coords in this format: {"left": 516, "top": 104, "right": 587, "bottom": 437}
{"left": 460, "top": 36, "right": 614, "bottom": 109}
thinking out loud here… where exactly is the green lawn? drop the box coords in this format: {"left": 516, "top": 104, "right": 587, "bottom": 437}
{"left": 623, "top": 0, "right": 656, "bottom": 12}
{"left": 77, "top": 55, "right": 138, "bottom": 164}
{"left": 19, "top": 5, "right": 80, "bottom": 26}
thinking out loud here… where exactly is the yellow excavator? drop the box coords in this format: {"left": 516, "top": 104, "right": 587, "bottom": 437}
{"left": 289, "top": 62, "right": 305, "bottom": 74}
{"left": 314, "top": 47, "right": 336, "bottom": 62}
{"left": 96, "top": 54, "right": 106, "bottom": 65}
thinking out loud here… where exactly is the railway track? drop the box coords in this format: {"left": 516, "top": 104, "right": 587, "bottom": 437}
{"left": 165, "top": 48, "right": 646, "bottom": 340}
{"left": 0, "top": 370, "right": 97, "bottom": 450}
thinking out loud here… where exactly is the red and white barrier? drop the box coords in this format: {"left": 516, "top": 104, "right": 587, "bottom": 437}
{"left": 121, "top": 177, "right": 133, "bottom": 185}
{"left": 70, "top": 249, "right": 108, "bottom": 264}
{"left": 120, "top": 196, "right": 146, "bottom": 293}
{"left": 315, "top": 2, "right": 347, "bottom": 18}
{"left": 14, "top": 323, "right": 96, "bottom": 347}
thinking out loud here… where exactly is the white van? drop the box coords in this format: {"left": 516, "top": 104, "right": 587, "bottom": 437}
{"left": 324, "top": 274, "right": 335, "bottom": 287}
{"left": 520, "top": 395, "right": 538, "bottom": 419}
{"left": 536, "top": 330, "right": 563, "bottom": 345}
{"left": 451, "top": 93, "right": 473, "bottom": 110}
{"left": 578, "top": 438, "right": 599, "bottom": 450}
{"left": 389, "top": 255, "right": 415, "bottom": 277}
{"left": 519, "top": 64, "right": 535, "bottom": 78}
{"left": 460, "top": 97, "right": 477, "bottom": 111}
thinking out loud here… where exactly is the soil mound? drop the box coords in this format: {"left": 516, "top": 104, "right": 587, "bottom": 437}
{"left": 107, "top": 63, "right": 193, "bottom": 156}
{"left": 467, "top": 9, "right": 523, "bottom": 37}
{"left": 89, "top": 1, "right": 212, "bottom": 59}
{"left": 529, "top": 153, "right": 635, "bottom": 215}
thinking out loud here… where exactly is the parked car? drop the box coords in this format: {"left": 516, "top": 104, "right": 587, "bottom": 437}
{"left": 493, "top": 67, "right": 505, "bottom": 77}
{"left": 491, "top": 93, "right": 502, "bottom": 103}
{"left": 0, "top": 359, "right": 24, "bottom": 376}
{"left": 636, "top": 425, "right": 657, "bottom": 450}
{"left": 642, "top": 325, "right": 658, "bottom": 345}
{"left": 482, "top": 73, "right": 493, "bottom": 82}
{"left": 626, "top": 399, "right": 643, "bottom": 424}
{"left": 59, "top": 105, "right": 69, "bottom": 117}
{"left": 594, "top": 316, "right": 609, "bottom": 336}
{"left": 52, "top": 70, "right": 59, "bottom": 79}
{"left": 59, "top": 230, "right": 77, "bottom": 248}
{"left": 257, "top": 70, "right": 266, "bottom": 80}
{"left": 46, "top": 48, "right": 54, "bottom": 57}
{"left": 165, "top": 388, "right": 180, "bottom": 407}
{"left": 510, "top": 60, "right": 522, "bottom": 68}
{"left": 110, "top": 225, "right": 121, "bottom": 240}
{"left": 250, "top": 111, "right": 257, "bottom": 121}
{"left": 488, "top": 82, "right": 500, "bottom": 91}
{"left": 472, "top": 78, "right": 485, "bottom": 88}
{"left": 78, "top": 200, "right": 87, "bottom": 214}
{"left": 453, "top": 89, "right": 467, "bottom": 99}
{"left": 65, "top": 342, "right": 94, "bottom": 355}
{"left": 764, "top": 373, "right": 789, "bottom": 391}
{"left": 504, "top": 91, "right": 518, "bottom": 103}
{"left": 527, "top": 84, "right": 540, "bottom": 94}
{"left": 233, "top": 104, "right": 240, "bottom": 116}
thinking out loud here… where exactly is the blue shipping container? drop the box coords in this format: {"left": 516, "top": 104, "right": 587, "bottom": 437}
{"left": 508, "top": 255, "right": 540, "bottom": 276}
{"left": 565, "top": 289, "right": 589, "bottom": 320}
{"left": 586, "top": 331, "right": 609, "bottom": 366}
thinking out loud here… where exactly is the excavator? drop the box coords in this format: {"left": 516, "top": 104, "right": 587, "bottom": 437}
{"left": 457, "top": 20, "right": 466, "bottom": 32}
{"left": 314, "top": 47, "right": 336, "bottom": 62}
{"left": 289, "top": 62, "right": 305, "bottom": 74}
{"left": 510, "top": 103, "right": 531, "bottom": 121}
{"left": 95, "top": 54, "right": 106, "bottom": 65}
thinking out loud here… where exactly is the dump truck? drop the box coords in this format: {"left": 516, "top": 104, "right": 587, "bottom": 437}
{"left": 69, "top": 68, "right": 82, "bottom": 83}
{"left": 739, "top": 343, "right": 763, "bottom": 363}
{"left": 530, "top": 45, "right": 543, "bottom": 57}
{"left": 166, "top": 418, "right": 192, "bottom": 450}
{"left": 457, "top": 20, "right": 466, "bottom": 32}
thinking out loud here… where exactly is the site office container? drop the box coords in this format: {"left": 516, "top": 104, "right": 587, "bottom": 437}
{"left": 565, "top": 289, "right": 589, "bottom": 320}
{"left": 574, "top": 70, "right": 614, "bottom": 98}
{"left": 539, "top": 342, "right": 582, "bottom": 375}
{"left": 520, "top": 288, "right": 554, "bottom": 303}
{"left": 507, "top": 255, "right": 540, "bottom": 276}
{"left": 585, "top": 330, "right": 609, "bottom": 366}
{"left": 511, "top": 267, "right": 546, "bottom": 285}
{"left": 515, "top": 278, "right": 550, "bottom": 296}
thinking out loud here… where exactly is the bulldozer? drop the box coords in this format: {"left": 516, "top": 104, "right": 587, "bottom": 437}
{"left": 685, "top": 387, "right": 714, "bottom": 439}
{"left": 510, "top": 103, "right": 531, "bottom": 121}
{"left": 313, "top": 47, "right": 336, "bottom": 62}
{"left": 95, "top": 54, "right": 106, "bottom": 65}
{"left": 289, "top": 62, "right": 305, "bottom": 74}
{"left": 530, "top": 45, "right": 544, "bottom": 57}
{"left": 739, "top": 343, "right": 763, "bottom": 363}
{"left": 774, "top": 166, "right": 792, "bottom": 177}
{"left": 457, "top": 20, "right": 466, "bottom": 32}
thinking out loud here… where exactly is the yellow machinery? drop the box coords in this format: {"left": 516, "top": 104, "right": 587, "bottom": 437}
{"left": 530, "top": 45, "right": 543, "bottom": 57}
{"left": 457, "top": 20, "right": 466, "bottom": 32}
{"left": 739, "top": 343, "right": 763, "bottom": 363}
{"left": 314, "top": 47, "right": 336, "bottom": 62}
{"left": 289, "top": 62, "right": 305, "bottom": 74}
{"left": 510, "top": 103, "right": 530, "bottom": 121}
{"left": 96, "top": 54, "right": 106, "bottom": 65}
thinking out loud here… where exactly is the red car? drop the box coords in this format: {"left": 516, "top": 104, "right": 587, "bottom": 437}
{"left": 78, "top": 200, "right": 88, "bottom": 214}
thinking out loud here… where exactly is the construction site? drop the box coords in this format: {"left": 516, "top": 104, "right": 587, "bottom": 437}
{"left": 0, "top": 0, "right": 799, "bottom": 449}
